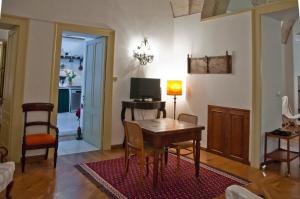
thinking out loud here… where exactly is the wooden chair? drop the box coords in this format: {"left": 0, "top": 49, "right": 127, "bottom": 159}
{"left": 124, "top": 121, "right": 164, "bottom": 179}
{"left": 169, "top": 113, "right": 198, "bottom": 170}
{"left": 0, "top": 146, "right": 14, "bottom": 199}
{"left": 21, "top": 103, "right": 59, "bottom": 173}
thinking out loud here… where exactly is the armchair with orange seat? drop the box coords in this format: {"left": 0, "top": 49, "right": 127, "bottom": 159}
{"left": 21, "top": 103, "right": 59, "bottom": 173}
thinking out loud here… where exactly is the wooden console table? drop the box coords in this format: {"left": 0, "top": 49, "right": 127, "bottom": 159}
{"left": 264, "top": 130, "right": 300, "bottom": 176}
{"left": 121, "top": 101, "right": 166, "bottom": 122}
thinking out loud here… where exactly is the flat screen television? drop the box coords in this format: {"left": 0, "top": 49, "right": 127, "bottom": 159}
{"left": 130, "top": 77, "right": 161, "bottom": 101}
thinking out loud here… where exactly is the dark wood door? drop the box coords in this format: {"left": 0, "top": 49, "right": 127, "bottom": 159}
{"left": 208, "top": 105, "right": 250, "bottom": 164}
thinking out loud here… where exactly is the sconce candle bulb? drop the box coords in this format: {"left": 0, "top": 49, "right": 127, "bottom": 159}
{"left": 133, "top": 38, "right": 154, "bottom": 65}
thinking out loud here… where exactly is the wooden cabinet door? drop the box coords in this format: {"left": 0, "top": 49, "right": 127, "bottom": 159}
{"left": 227, "top": 109, "right": 250, "bottom": 164}
{"left": 207, "top": 105, "right": 250, "bottom": 164}
{"left": 207, "top": 106, "right": 227, "bottom": 156}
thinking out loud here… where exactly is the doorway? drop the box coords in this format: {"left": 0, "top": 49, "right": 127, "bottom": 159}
{"left": 0, "top": 27, "right": 16, "bottom": 145}
{"left": 51, "top": 23, "right": 114, "bottom": 153}
{"left": 0, "top": 15, "right": 29, "bottom": 162}
{"left": 260, "top": 7, "right": 300, "bottom": 176}
{"left": 56, "top": 31, "right": 106, "bottom": 156}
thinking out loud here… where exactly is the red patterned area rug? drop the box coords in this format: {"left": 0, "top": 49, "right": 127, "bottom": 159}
{"left": 76, "top": 155, "right": 248, "bottom": 199}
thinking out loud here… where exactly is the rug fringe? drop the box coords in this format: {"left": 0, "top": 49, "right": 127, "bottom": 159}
{"left": 75, "top": 164, "right": 122, "bottom": 199}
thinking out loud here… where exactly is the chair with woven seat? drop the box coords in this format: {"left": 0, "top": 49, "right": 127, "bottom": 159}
{"left": 169, "top": 113, "right": 198, "bottom": 170}
{"left": 21, "top": 103, "right": 59, "bottom": 173}
{"left": 124, "top": 121, "right": 164, "bottom": 179}
{"left": 0, "top": 146, "right": 14, "bottom": 199}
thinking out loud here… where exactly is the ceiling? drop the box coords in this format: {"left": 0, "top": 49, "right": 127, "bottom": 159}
{"left": 169, "top": 0, "right": 284, "bottom": 19}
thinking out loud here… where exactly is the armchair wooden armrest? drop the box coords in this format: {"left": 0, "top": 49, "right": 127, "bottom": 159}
{"left": 0, "top": 146, "right": 8, "bottom": 163}
{"left": 49, "top": 124, "right": 59, "bottom": 137}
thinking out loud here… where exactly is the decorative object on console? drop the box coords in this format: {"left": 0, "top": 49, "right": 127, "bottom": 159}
{"left": 133, "top": 38, "right": 154, "bottom": 65}
{"left": 188, "top": 51, "right": 232, "bottom": 74}
{"left": 167, "top": 80, "right": 182, "bottom": 119}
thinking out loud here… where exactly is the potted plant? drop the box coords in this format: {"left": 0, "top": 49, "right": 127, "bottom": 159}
{"left": 65, "top": 70, "right": 76, "bottom": 86}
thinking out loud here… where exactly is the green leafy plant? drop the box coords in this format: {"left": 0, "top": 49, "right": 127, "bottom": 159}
{"left": 65, "top": 70, "right": 76, "bottom": 83}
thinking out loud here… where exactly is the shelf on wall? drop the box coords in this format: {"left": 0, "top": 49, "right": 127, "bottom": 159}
{"left": 60, "top": 55, "right": 83, "bottom": 61}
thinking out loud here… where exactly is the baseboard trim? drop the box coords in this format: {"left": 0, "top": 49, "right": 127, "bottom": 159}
{"left": 200, "top": 146, "right": 208, "bottom": 151}
{"left": 111, "top": 144, "right": 123, "bottom": 149}
{"left": 111, "top": 145, "right": 208, "bottom": 151}
{"left": 206, "top": 148, "right": 250, "bottom": 165}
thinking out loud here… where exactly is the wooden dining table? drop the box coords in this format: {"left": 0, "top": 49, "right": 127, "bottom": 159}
{"left": 135, "top": 118, "right": 205, "bottom": 188}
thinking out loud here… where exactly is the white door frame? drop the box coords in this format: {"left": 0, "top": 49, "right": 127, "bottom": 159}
{"left": 0, "top": 15, "right": 29, "bottom": 162}
{"left": 51, "top": 23, "right": 115, "bottom": 151}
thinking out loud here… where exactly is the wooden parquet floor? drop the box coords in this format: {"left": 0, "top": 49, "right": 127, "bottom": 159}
{"left": 7, "top": 149, "right": 300, "bottom": 199}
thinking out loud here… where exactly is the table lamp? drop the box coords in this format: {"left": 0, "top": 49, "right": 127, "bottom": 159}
{"left": 167, "top": 80, "right": 182, "bottom": 119}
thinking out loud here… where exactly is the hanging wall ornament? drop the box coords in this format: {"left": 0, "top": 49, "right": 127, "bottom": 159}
{"left": 79, "top": 58, "right": 83, "bottom": 71}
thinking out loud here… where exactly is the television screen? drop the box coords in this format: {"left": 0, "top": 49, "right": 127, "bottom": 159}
{"left": 130, "top": 78, "right": 161, "bottom": 100}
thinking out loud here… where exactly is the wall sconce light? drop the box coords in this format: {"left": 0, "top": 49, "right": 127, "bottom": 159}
{"left": 133, "top": 38, "right": 154, "bottom": 65}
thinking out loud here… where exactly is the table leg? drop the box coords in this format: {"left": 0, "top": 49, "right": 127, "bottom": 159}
{"left": 287, "top": 139, "right": 290, "bottom": 176}
{"left": 153, "top": 149, "right": 159, "bottom": 188}
{"left": 130, "top": 107, "right": 135, "bottom": 120}
{"left": 264, "top": 133, "right": 267, "bottom": 166}
{"left": 164, "top": 147, "right": 168, "bottom": 165}
{"left": 121, "top": 106, "right": 126, "bottom": 147}
{"left": 195, "top": 139, "right": 200, "bottom": 177}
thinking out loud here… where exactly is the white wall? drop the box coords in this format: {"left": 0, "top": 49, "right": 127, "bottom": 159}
{"left": 61, "top": 37, "right": 85, "bottom": 57}
{"left": 173, "top": 12, "right": 252, "bottom": 148}
{"left": 60, "top": 37, "right": 85, "bottom": 86}
{"left": 0, "top": 29, "right": 8, "bottom": 40}
{"left": 293, "top": 20, "right": 300, "bottom": 115}
{"left": 261, "top": 16, "right": 284, "bottom": 155}
{"left": 2, "top": 0, "right": 175, "bottom": 146}
{"left": 23, "top": 20, "right": 55, "bottom": 103}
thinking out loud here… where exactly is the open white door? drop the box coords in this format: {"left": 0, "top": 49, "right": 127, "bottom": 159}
{"left": 82, "top": 37, "right": 106, "bottom": 148}
{"left": 0, "top": 30, "right": 17, "bottom": 148}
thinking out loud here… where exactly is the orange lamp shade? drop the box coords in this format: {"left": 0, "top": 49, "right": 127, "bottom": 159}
{"left": 167, "top": 80, "right": 182, "bottom": 96}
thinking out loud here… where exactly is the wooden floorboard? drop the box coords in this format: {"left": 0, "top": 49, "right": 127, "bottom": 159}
{"left": 9, "top": 149, "right": 300, "bottom": 198}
